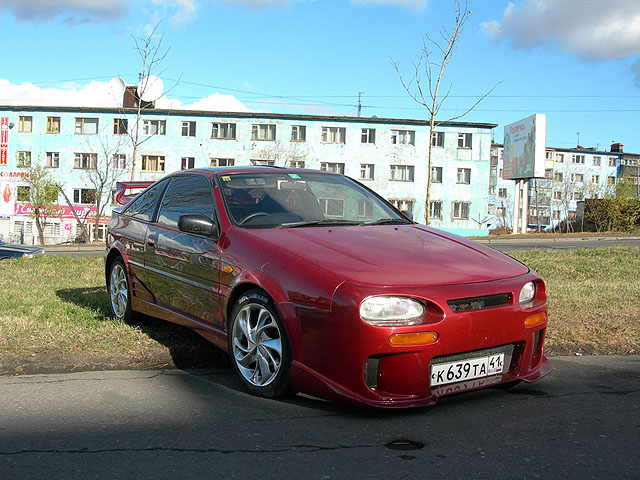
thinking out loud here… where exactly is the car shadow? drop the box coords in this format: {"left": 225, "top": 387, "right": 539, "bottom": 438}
{"left": 55, "top": 286, "right": 230, "bottom": 371}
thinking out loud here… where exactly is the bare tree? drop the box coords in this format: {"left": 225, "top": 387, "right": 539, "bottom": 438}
{"left": 129, "top": 23, "right": 172, "bottom": 180}
{"left": 254, "top": 140, "right": 310, "bottom": 167}
{"left": 392, "top": 0, "right": 500, "bottom": 224}
{"left": 25, "top": 165, "right": 60, "bottom": 245}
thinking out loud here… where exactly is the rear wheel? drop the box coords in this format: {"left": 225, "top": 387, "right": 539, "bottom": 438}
{"left": 108, "top": 258, "right": 133, "bottom": 323}
{"left": 228, "top": 290, "right": 292, "bottom": 398}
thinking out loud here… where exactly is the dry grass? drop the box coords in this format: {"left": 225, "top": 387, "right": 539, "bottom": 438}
{"left": 0, "top": 249, "right": 638, "bottom": 370}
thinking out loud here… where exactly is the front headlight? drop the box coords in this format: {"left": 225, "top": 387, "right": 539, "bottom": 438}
{"left": 519, "top": 281, "right": 536, "bottom": 308}
{"left": 360, "top": 296, "right": 426, "bottom": 326}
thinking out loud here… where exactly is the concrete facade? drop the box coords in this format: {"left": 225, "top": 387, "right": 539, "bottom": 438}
{"left": 0, "top": 106, "right": 496, "bottom": 244}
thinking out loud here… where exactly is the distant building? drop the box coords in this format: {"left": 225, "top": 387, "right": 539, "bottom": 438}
{"left": 489, "top": 144, "right": 621, "bottom": 230}
{"left": 0, "top": 104, "right": 496, "bottom": 244}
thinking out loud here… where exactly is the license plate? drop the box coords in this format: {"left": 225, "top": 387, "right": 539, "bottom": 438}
{"left": 430, "top": 353, "right": 504, "bottom": 387}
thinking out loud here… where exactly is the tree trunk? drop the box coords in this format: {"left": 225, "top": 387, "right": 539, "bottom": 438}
{"left": 57, "top": 185, "right": 90, "bottom": 243}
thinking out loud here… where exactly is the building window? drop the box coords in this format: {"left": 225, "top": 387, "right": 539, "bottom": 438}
{"left": 553, "top": 191, "right": 562, "bottom": 200}
{"left": 431, "top": 131, "right": 444, "bottom": 147}
{"left": 489, "top": 185, "right": 496, "bottom": 195}
{"left": 431, "top": 166, "right": 442, "bottom": 183}
{"left": 142, "top": 119, "right": 166, "bottom": 136}
{"left": 181, "top": 157, "right": 195, "bottom": 170}
{"left": 592, "top": 156, "right": 601, "bottom": 166}
{"left": 390, "top": 165, "right": 415, "bottom": 182}
{"left": 545, "top": 169, "right": 553, "bottom": 179}
{"left": 389, "top": 199, "right": 414, "bottom": 212}
{"left": 452, "top": 201, "right": 470, "bottom": 220}
{"left": 211, "top": 123, "right": 236, "bottom": 140}
{"left": 430, "top": 200, "right": 442, "bottom": 219}
{"left": 457, "top": 168, "right": 471, "bottom": 184}
{"left": 16, "top": 151, "right": 31, "bottom": 168}
{"left": 554, "top": 172, "right": 563, "bottom": 182}
{"left": 210, "top": 158, "right": 235, "bottom": 167}
{"left": 113, "top": 154, "right": 126, "bottom": 170}
{"left": 46, "top": 116, "right": 60, "bottom": 134}
{"left": 320, "top": 162, "right": 345, "bottom": 174}
{"left": 391, "top": 129, "right": 415, "bottom": 145}
{"left": 321, "top": 126, "right": 346, "bottom": 144}
{"left": 488, "top": 204, "right": 495, "bottom": 215}
{"left": 573, "top": 192, "right": 583, "bottom": 201}
{"left": 607, "top": 176, "right": 616, "bottom": 186}
{"left": 291, "top": 125, "right": 306, "bottom": 142}
{"left": 141, "top": 155, "right": 165, "bottom": 172}
{"left": 75, "top": 117, "right": 98, "bottom": 135}
{"left": 250, "top": 159, "right": 276, "bottom": 166}
{"left": 74, "top": 153, "right": 97, "bottom": 170}
{"left": 319, "top": 198, "right": 345, "bottom": 217}
{"left": 18, "top": 116, "right": 32, "bottom": 132}
{"left": 457, "top": 133, "right": 472, "bottom": 149}
{"left": 591, "top": 174, "right": 600, "bottom": 184}
{"left": 73, "top": 188, "right": 97, "bottom": 205}
{"left": 571, "top": 173, "right": 584, "bottom": 183}
{"left": 498, "top": 188, "right": 508, "bottom": 198}
{"left": 113, "top": 118, "right": 128, "bottom": 135}
{"left": 251, "top": 124, "right": 276, "bottom": 141}
{"left": 555, "top": 153, "right": 564, "bottom": 163}
{"left": 289, "top": 159, "right": 305, "bottom": 168}
{"left": 571, "top": 154, "right": 585, "bottom": 164}
{"left": 181, "top": 121, "right": 196, "bottom": 137}
{"left": 360, "top": 164, "right": 375, "bottom": 180}
{"left": 608, "top": 157, "right": 617, "bottom": 167}
{"left": 46, "top": 152, "right": 60, "bottom": 168}
{"left": 16, "top": 186, "right": 30, "bottom": 202}
{"left": 361, "top": 128, "right": 376, "bottom": 144}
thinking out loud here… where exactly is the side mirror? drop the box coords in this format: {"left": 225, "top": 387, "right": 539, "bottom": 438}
{"left": 178, "top": 214, "right": 219, "bottom": 238}
{"left": 401, "top": 209, "right": 414, "bottom": 221}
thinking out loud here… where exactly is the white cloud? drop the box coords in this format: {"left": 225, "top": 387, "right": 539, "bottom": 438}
{"left": 0, "top": 78, "right": 249, "bottom": 112}
{"left": 151, "top": 0, "right": 197, "bottom": 27}
{"left": 0, "top": 0, "right": 131, "bottom": 24}
{"left": 482, "top": 0, "right": 640, "bottom": 61}
{"left": 350, "top": 0, "right": 428, "bottom": 9}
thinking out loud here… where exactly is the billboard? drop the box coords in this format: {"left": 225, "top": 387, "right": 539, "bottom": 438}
{"left": 503, "top": 114, "right": 546, "bottom": 180}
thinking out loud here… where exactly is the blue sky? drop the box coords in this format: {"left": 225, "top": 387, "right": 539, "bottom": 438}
{"left": 1, "top": 0, "right": 639, "bottom": 153}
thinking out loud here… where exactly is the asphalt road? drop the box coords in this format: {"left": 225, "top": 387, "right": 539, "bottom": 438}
{"left": 1, "top": 356, "right": 638, "bottom": 480}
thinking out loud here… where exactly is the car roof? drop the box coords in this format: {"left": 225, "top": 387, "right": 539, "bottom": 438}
{"left": 173, "top": 166, "right": 343, "bottom": 177}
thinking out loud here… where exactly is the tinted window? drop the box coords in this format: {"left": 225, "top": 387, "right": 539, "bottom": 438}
{"left": 157, "top": 175, "right": 216, "bottom": 229}
{"left": 124, "top": 179, "right": 169, "bottom": 221}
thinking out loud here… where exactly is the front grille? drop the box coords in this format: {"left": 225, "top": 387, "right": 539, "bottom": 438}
{"left": 447, "top": 293, "right": 511, "bottom": 313}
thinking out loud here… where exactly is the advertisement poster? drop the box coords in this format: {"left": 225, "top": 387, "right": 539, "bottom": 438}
{"left": 503, "top": 114, "right": 546, "bottom": 180}
{"left": 0, "top": 183, "right": 15, "bottom": 215}
{"left": 0, "top": 116, "right": 8, "bottom": 166}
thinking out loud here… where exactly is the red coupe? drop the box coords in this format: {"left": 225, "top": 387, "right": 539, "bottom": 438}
{"left": 105, "top": 167, "right": 551, "bottom": 408}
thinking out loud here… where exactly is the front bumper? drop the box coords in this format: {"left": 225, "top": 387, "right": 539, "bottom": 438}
{"left": 285, "top": 273, "right": 551, "bottom": 408}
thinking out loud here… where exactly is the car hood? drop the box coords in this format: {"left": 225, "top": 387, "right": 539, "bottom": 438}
{"left": 242, "top": 225, "right": 529, "bottom": 287}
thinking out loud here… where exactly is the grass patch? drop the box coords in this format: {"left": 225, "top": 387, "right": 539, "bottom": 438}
{"left": 0, "top": 249, "right": 638, "bottom": 373}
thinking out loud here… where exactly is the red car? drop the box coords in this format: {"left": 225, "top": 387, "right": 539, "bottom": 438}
{"left": 105, "top": 167, "right": 551, "bottom": 408}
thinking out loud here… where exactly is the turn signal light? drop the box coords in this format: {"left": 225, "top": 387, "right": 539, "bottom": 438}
{"left": 389, "top": 331, "right": 438, "bottom": 346}
{"left": 524, "top": 312, "right": 547, "bottom": 327}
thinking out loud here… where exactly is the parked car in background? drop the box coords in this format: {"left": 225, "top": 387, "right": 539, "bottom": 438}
{"left": 0, "top": 239, "right": 45, "bottom": 259}
{"left": 105, "top": 167, "right": 551, "bottom": 408}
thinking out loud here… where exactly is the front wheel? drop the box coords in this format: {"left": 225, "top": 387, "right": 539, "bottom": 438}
{"left": 108, "top": 257, "right": 133, "bottom": 323}
{"left": 228, "top": 290, "right": 292, "bottom": 398}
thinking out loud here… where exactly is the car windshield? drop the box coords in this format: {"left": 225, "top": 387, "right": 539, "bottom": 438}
{"left": 219, "top": 171, "right": 410, "bottom": 229}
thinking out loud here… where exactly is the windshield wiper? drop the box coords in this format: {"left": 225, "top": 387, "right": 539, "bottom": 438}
{"left": 280, "top": 219, "right": 363, "bottom": 228}
{"left": 361, "top": 218, "right": 414, "bottom": 226}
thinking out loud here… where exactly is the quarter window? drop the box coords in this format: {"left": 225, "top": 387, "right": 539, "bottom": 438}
{"left": 124, "top": 179, "right": 169, "bottom": 221}
{"left": 157, "top": 175, "right": 216, "bottom": 230}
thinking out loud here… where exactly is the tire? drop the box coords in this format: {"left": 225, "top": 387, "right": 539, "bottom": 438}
{"left": 108, "top": 257, "right": 133, "bottom": 323}
{"left": 228, "top": 290, "right": 292, "bottom": 398}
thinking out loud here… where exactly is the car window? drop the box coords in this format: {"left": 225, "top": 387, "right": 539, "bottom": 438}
{"left": 157, "top": 175, "right": 216, "bottom": 230}
{"left": 124, "top": 178, "right": 169, "bottom": 221}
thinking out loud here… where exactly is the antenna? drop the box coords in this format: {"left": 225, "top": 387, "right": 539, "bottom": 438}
{"left": 138, "top": 75, "right": 164, "bottom": 102}
{"left": 357, "top": 92, "right": 364, "bottom": 117}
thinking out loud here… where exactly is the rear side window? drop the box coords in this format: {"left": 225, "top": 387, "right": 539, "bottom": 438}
{"left": 157, "top": 175, "right": 216, "bottom": 229}
{"left": 124, "top": 179, "right": 169, "bottom": 221}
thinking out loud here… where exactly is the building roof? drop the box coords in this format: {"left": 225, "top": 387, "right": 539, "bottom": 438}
{"left": 0, "top": 105, "right": 498, "bottom": 129}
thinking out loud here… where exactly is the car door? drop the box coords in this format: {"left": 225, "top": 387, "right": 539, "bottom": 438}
{"left": 144, "top": 174, "right": 223, "bottom": 327}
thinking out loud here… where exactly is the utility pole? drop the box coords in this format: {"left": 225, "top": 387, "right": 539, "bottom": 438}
{"left": 357, "top": 92, "right": 364, "bottom": 117}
